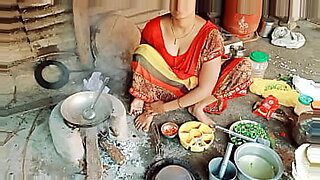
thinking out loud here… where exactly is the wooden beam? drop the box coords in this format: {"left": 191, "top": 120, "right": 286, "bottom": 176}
{"left": 0, "top": 21, "right": 23, "bottom": 31}
{"left": 30, "top": 34, "right": 75, "bottom": 52}
{"left": 0, "top": 42, "right": 34, "bottom": 65}
{"left": 73, "top": 0, "right": 93, "bottom": 68}
{"left": 0, "top": 31, "right": 27, "bottom": 42}
{"left": 85, "top": 128, "right": 102, "bottom": 180}
{"left": 0, "top": 0, "right": 17, "bottom": 6}
{"left": 21, "top": 5, "right": 70, "bottom": 19}
{"left": 26, "top": 23, "right": 73, "bottom": 42}
{"left": 0, "top": 10, "right": 20, "bottom": 18}
{"left": 18, "top": 0, "right": 54, "bottom": 9}
{"left": 24, "top": 13, "right": 72, "bottom": 31}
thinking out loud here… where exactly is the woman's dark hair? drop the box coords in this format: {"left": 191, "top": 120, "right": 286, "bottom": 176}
{"left": 196, "top": 0, "right": 212, "bottom": 20}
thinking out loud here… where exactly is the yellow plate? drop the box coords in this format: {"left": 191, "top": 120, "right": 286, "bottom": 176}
{"left": 178, "top": 121, "right": 214, "bottom": 152}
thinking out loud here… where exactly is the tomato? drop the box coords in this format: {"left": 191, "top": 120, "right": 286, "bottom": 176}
{"left": 163, "top": 126, "right": 177, "bottom": 136}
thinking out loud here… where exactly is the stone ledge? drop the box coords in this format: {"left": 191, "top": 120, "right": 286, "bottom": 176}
{"left": 0, "top": 94, "right": 68, "bottom": 117}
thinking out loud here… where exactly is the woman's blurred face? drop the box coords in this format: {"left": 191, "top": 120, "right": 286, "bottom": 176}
{"left": 170, "top": 0, "right": 196, "bottom": 19}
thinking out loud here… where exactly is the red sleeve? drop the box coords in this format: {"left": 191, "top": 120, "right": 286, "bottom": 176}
{"left": 202, "top": 29, "right": 224, "bottom": 62}
{"left": 142, "top": 17, "right": 160, "bottom": 44}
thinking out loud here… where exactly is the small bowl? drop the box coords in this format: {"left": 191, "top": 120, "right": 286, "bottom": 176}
{"left": 161, "top": 122, "right": 179, "bottom": 138}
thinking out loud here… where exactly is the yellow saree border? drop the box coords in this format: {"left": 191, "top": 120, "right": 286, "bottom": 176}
{"left": 134, "top": 44, "right": 198, "bottom": 90}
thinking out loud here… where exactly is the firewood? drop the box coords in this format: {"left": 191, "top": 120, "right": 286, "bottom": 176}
{"left": 99, "top": 139, "right": 125, "bottom": 165}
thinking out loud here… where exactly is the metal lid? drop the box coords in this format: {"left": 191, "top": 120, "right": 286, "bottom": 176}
{"left": 250, "top": 51, "right": 269, "bottom": 63}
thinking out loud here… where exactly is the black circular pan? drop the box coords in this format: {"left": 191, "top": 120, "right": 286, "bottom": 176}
{"left": 34, "top": 60, "right": 69, "bottom": 89}
{"left": 145, "top": 158, "right": 201, "bottom": 180}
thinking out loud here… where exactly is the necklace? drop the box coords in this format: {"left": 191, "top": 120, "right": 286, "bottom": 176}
{"left": 170, "top": 17, "right": 196, "bottom": 45}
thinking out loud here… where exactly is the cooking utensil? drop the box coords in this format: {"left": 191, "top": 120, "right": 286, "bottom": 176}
{"left": 150, "top": 121, "right": 163, "bottom": 155}
{"left": 208, "top": 157, "right": 237, "bottom": 180}
{"left": 292, "top": 110, "right": 320, "bottom": 145}
{"left": 82, "top": 77, "right": 109, "bottom": 120}
{"left": 155, "top": 165, "right": 193, "bottom": 180}
{"left": 60, "top": 91, "right": 113, "bottom": 127}
{"left": 145, "top": 158, "right": 200, "bottom": 180}
{"left": 34, "top": 60, "right": 69, "bottom": 89}
{"left": 218, "top": 142, "right": 234, "bottom": 179}
{"left": 234, "top": 142, "right": 284, "bottom": 180}
{"left": 178, "top": 121, "right": 214, "bottom": 152}
{"left": 229, "top": 120, "right": 273, "bottom": 147}
{"left": 258, "top": 18, "right": 274, "bottom": 38}
{"left": 215, "top": 125, "right": 271, "bottom": 147}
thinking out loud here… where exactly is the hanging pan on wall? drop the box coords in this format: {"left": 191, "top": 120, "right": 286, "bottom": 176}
{"left": 34, "top": 60, "right": 70, "bottom": 89}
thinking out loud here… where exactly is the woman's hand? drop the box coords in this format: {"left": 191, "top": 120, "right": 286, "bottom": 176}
{"left": 145, "top": 101, "right": 165, "bottom": 115}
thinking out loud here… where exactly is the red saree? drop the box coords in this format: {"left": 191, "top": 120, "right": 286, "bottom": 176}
{"left": 129, "top": 17, "right": 252, "bottom": 114}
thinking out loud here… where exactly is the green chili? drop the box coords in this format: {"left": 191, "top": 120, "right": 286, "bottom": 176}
{"left": 231, "top": 122, "right": 270, "bottom": 145}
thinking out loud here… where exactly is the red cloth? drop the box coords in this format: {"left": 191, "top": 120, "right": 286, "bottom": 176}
{"left": 142, "top": 17, "right": 220, "bottom": 80}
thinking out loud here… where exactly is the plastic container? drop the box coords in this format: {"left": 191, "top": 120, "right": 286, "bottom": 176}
{"left": 294, "top": 94, "right": 313, "bottom": 116}
{"left": 249, "top": 51, "right": 269, "bottom": 78}
{"left": 311, "top": 101, "right": 320, "bottom": 110}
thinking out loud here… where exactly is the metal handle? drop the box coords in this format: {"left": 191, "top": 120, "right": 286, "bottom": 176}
{"left": 215, "top": 125, "right": 255, "bottom": 142}
{"left": 218, "top": 142, "right": 234, "bottom": 179}
{"left": 90, "top": 77, "right": 110, "bottom": 109}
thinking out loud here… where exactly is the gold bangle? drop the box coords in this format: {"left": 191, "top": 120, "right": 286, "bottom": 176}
{"left": 177, "top": 98, "right": 183, "bottom": 109}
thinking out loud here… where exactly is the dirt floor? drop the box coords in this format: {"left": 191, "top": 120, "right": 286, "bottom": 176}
{"left": 0, "top": 20, "right": 319, "bottom": 180}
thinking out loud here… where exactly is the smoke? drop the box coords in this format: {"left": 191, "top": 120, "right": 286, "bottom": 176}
{"left": 92, "top": 14, "right": 141, "bottom": 97}
{"left": 95, "top": 41, "right": 133, "bottom": 96}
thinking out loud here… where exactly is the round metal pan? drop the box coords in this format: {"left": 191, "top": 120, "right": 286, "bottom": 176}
{"left": 60, "top": 91, "right": 113, "bottom": 127}
{"left": 34, "top": 60, "right": 69, "bottom": 89}
{"left": 145, "top": 158, "right": 200, "bottom": 180}
{"left": 155, "top": 165, "right": 193, "bottom": 180}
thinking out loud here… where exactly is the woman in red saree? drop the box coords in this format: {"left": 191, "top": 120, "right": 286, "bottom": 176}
{"left": 129, "top": 0, "right": 252, "bottom": 131}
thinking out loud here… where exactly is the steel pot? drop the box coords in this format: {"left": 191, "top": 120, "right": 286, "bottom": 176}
{"left": 208, "top": 157, "right": 237, "bottom": 180}
{"left": 258, "top": 18, "right": 275, "bottom": 38}
{"left": 234, "top": 143, "right": 284, "bottom": 180}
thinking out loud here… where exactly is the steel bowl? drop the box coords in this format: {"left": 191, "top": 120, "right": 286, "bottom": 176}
{"left": 234, "top": 142, "right": 284, "bottom": 180}
{"left": 60, "top": 91, "right": 113, "bottom": 127}
{"left": 229, "top": 120, "right": 272, "bottom": 147}
{"left": 208, "top": 157, "right": 237, "bottom": 180}
{"left": 161, "top": 122, "right": 179, "bottom": 138}
{"left": 229, "top": 120, "right": 260, "bottom": 131}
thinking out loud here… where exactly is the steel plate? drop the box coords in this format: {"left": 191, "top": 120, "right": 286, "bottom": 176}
{"left": 155, "top": 165, "right": 193, "bottom": 180}
{"left": 145, "top": 158, "right": 200, "bottom": 180}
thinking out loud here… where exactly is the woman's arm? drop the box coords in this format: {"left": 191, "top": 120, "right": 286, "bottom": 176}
{"left": 162, "top": 56, "right": 221, "bottom": 112}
